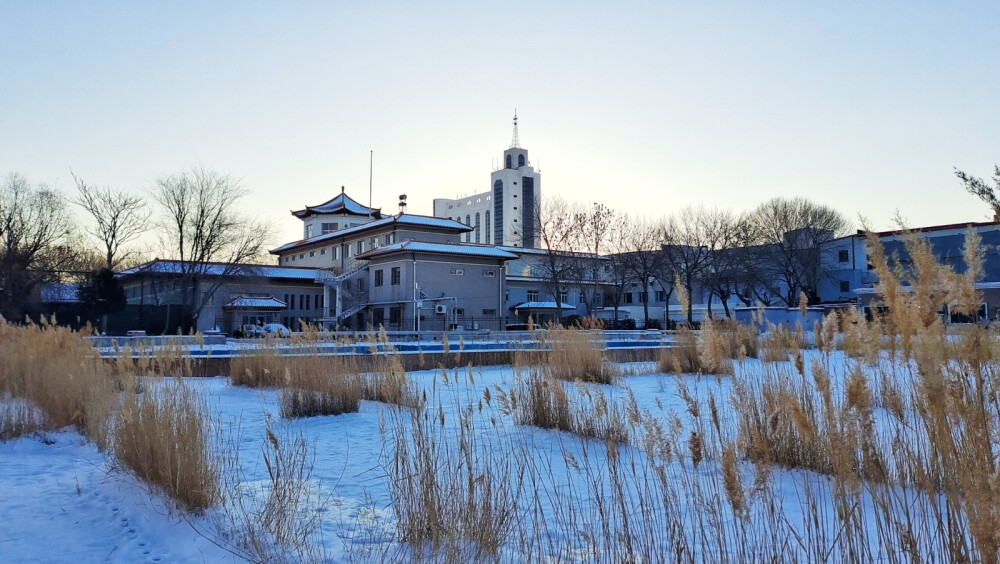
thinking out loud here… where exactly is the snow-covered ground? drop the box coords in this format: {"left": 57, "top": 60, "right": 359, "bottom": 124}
{"left": 0, "top": 352, "right": 970, "bottom": 562}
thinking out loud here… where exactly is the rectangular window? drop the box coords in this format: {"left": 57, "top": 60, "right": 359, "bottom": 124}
{"left": 450, "top": 268, "right": 464, "bottom": 276}
{"left": 639, "top": 291, "right": 647, "bottom": 303}
{"left": 371, "top": 237, "right": 379, "bottom": 249}
{"left": 321, "top": 222, "right": 337, "bottom": 234}
{"left": 526, "top": 290, "right": 539, "bottom": 302}
{"left": 310, "top": 251, "right": 315, "bottom": 257}
{"left": 655, "top": 290, "right": 666, "bottom": 302}
{"left": 299, "top": 294, "right": 305, "bottom": 309}
{"left": 391, "top": 267, "right": 400, "bottom": 285}
{"left": 299, "top": 253, "right": 304, "bottom": 259}
{"left": 840, "top": 280, "right": 851, "bottom": 292}
{"left": 305, "top": 224, "right": 314, "bottom": 238}
{"left": 389, "top": 306, "right": 402, "bottom": 329}
{"left": 284, "top": 294, "right": 291, "bottom": 310}
{"left": 385, "top": 233, "right": 395, "bottom": 245}
{"left": 375, "top": 269, "right": 384, "bottom": 286}
{"left": 559, "top": 291, "right": 568, "bottom": 303}
{"left": 372, "top": 308, "right": 385, "bottom": 328}
{"left": 483, "top": 270, "right": 496, "bottom": 277}
{"left": 333, "top": 246, "right": 340, "bottom": 260}
{"left": 357, "top": 241, "right": 364, "bottom": 254}
{"left": 482, "top": 309, "right": 497, "bottom": 315}
{"left": 320, "top": 248, "right": 326, "bottom": 255}
{"left": 305, "top": 295, "right": 310, "bottom": 310}
{"left": 624, "top": 293, "right": 634, "bottom": 304}
{"left": 838, "top": 249, "right": 849, "bottom": 263}
{"left": 455, "top": 308, "right": 465, "bottom": 316}
{"left": 357, "top": 278, "right": 365, "bottom": 292}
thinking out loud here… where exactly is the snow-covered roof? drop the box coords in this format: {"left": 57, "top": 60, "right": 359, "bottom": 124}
{"left": 497, "top": 246, "right": 604, "bottom": 260}
{"left": 223, "top": 296, "right": 287, "bottom": 310}
{"left": 510, "top": 301, "right": 577, "bottom": 310}
{"left": 270, "top": 214, "right": 473, "bottom": 254}
{"left": 117, "top": 260, "right": 319, "bottom": 281}
{"left": 359, "top": 241, "right": 518, "bottom": 260}
{"left": 291, "top": 189, "right": 382, "bottom": 219}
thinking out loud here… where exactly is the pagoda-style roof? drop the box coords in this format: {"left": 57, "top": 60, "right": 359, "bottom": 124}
{"left": 291, "top": 188, "right": 382, "bottom": 219}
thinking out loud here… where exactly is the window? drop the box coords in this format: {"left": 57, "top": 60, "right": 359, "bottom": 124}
{"left": 389, "top": 306, "right": 402, "bottom": 329}
{"left": 450, "top": 268, "right": 464, "bottom": 276}
{"left": 304, "top": 295, "right": 310, "bottom": 310}
{"left": 485, "top": 211, "right": 491, "bottom": 244}
{"left": 639, "top": 291, "right": 647, "bottom": 303}
{"left": 559, "top": 291, "right": 568, "bottom": 303}
{"left": 357, "top": 241, "right": 364, "bottom": 254}
{"left": 385, "top": 233, "right": 395, "bottom": 245}
{"left": 838, "top": 249, "right": 849, "bottom": 263}
{"left": 320, "top": 248, "right": 326, "bottom": 255}
{"left": 518, "top": 154, "right": 525, "bottom": 167}
{"left": 371, "top": 237, "right": 378, "bottom": 249}
{"left": 305, "top": 224, "right": 314, "bottom": 238}
{"left": 372, "top": 308, "right": 384, "bottom": 328}
{"left": 357, "top": 278, "right": 365, "bottom": 291}
{"left": 840, "top": 281, "right": 851, "bottom": 292}
{"left": 455, "top": 308, "right": 465, "bottom": 316}
{"left": 655, "top": 290, "right": 666, "bottom": 302}
{"left": 375, "top": 269, "right": 384, "bottom": 286}
{"left": 527, "top": 290, "right": 539, "bottom": 302}
{"left": 475, "top": 212, "right": 481, "bottom": 243}
{"left": 299, "top": 253, "right": 304, "bottom": 259}
{"left": 506, "top": 154, "right": 512, "bottom": 168}
{"left": 299, "top": 295, "right": 305, "bottom": 309}
{"left": 333, "top": 246, "right": 340, "bottom": 260}
{"left": 310, "top": 251, "right": 315, "bottom": 257}
{"left": 624, "top": 293, "right": 634, "bottom": 304}
{"left": 284, "top": 294, "right": 291, "bottom": 310}
{"left": 483, "top": 270, "right": 495, "bottom": 277}
{"left": 321, "top": 222, "right": 338, "bottom": 234}
{"left": 483, "top": 309, "right": 497, "bottom": 315}
{"left": 391, "top": 267, "right": 400, "bottom": 285}
{"left": 316, "top": 294, "right": 323, "bottom": 309}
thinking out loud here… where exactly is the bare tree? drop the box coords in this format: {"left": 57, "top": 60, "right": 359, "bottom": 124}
{"left": 577, "top": 202, "right": 614, "bottom": 315}
{"left": 602, "top": 213, "right": 634, "bottom": 326}
{"left": 72, "top": 172, "right": 150, "bottom": 269}
{"left": 522, "top": 196, "right": 586, "bottom": 318}
{"left": 0, "top": 173, "right": 75, "bottom": 321}
{"left": 699, "top": 210, "right": 757, "bottom": 318}
{"left": 663, "top": 207, "right": 726, "bottom": 324}
{"left": 749, "top": 197, "right": 850, "bottom": 306}
{"left": 622, "top": 217, "right": 668, "bottom": 327}
{"left": 956, "top": 164, "right": 1000, "bottom": 220}
{"left": 153, "top": 167, "right": 273, "bottom": 331}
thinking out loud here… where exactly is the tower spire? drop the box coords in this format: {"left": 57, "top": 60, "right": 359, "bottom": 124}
{"left": 510, "top": 110, "right": 520, "bottom": 149}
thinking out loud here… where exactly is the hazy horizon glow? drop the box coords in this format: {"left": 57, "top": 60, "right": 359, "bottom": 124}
{"left": 3, "top": 1, "right": 999, "bottom": 252}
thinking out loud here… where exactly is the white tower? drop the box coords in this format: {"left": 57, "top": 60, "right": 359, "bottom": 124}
{"left": 431, "top": 113, "right": 541, "bottom": 247}
{"left": 491, "top": 113, "right": 541, "bottom": 247}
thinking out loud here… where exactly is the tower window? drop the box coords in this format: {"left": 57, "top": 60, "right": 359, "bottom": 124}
{"left": 506, "top": 155, "right": 512, "bottom": 168}
{"left": 518, "top": 154, "right": 525, "bottom": 167}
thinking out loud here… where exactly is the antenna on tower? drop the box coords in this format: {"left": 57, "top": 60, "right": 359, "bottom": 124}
{"left": 510, "top": 110, "right": 520, "bottom": 149}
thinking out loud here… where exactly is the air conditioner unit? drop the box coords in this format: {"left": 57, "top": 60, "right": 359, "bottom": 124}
{"left": 435, "top": 304, "right": 448, "bottom": 315}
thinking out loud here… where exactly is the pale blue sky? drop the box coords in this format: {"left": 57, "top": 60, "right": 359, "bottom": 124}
{"left": 2, "top": 1, "right": 999, "bottom": 247}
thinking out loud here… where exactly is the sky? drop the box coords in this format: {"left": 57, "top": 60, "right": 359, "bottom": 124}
{"left": 2, "top": 1, "right": 999, "bottom": 251}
